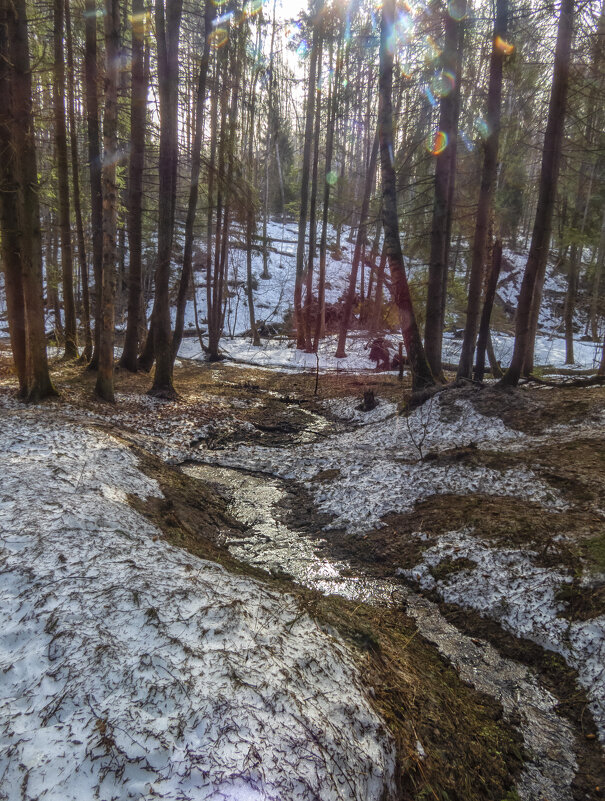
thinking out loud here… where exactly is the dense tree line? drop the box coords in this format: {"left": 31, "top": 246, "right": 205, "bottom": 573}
{"left": 0, "top": 0, "right": 604, "bottom": 400}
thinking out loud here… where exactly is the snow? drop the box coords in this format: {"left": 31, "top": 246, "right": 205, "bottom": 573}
{"left": 179, "top": 334, "right": 386, "bottom": 373}
{"left": 0, "top": 407, "right": 396, "bottom": 801}
{"left": 398, "top": 528, "right": 605, "bottom": 743}
{"left": 190, "top": 394, "right": 568, "bottom": 535}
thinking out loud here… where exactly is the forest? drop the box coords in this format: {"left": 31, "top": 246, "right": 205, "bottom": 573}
{"left": 0, "top": 0, "right": 604, "bottom": 799}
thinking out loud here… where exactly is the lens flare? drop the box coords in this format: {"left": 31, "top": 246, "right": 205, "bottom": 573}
{"left": 430, "top": 69, "right": 455, "bottom": 98}
{"left": 460, "top": 131, "right": 474, "bottom": 151}
{"left": 326, "top": 171, "right": 338, "bottom": 186}
{"left": 447, "top": 0, "right": 468, "bottom": 21}
{"left": 213, "top": 11, "right": 233, "bottom": 26}
{"left": 474, "top": 117, "right": 490, "bottom": 139}
{"left": 243, "top": 0, "right": 263, "bottom": 18}
{"left": 427, "top": 130, "right": 448, "bottom": 155}
{"left": 296, "top": 40, "right": 310, "bottom": 58}
{"left": 208, "top": 27, "right": 229, "bottom": 49}
{"left": 424, "top": 85, "right": 438, "bottom": 107}
{"left": 494, "top": 35, "right": 514, "bottom": 55}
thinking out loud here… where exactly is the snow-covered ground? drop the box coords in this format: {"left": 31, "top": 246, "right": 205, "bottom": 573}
{"left": 399, "top": 528, "right": 605, "bottom": 743}
{"left": 186, "top": 390, "right": 605, "bottom": 744}
{"left": 0, "top": 408, "right": 396, "bottom": 801}
{"left": 189, "top": 393, "right": 568, "bottom": 536}
{"left": 171, "top": 224, "right": 603, "bottom": 372}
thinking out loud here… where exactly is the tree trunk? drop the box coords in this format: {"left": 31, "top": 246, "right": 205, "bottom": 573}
{"left": 457, "top": 0, "right": 507, "bottom": 379}
{"left": 314, "top": 31, "right": 342, "bottom": 350}
{"left": 371, "top": 243, "right": 387, "bottom": 333}
{"left": 0, "top": 4, "right": 27, "bottom": 393}
{"left": 379, "top": 0, "right": 433, "bottom": 391}
{"left": 121, "top": 7, "right": 149, "bottom": 371}
{"left": 475, "top": 238, "right": 503, "bottom": 381}
{"left": 335, "top": 129, "right": 379, "bottom": 358}
{"left": 10, "top": 0, "right": 55, "bottom": 399}
{"left": 172, "top": 0, "right": 211, "bottom": 362}
{"left": 303, "top": 33, "right": 323, "bottom": 352}
{"left": 149, "top": 0, "right": 182, "bottom": 396}
{"left": 424, "top": 11, "right": 460, "bottom": 378}
{"left": 65, "top": 0, "right": 92, "bottom": 362}
{"left": 294, "top": 19, "right": 320, "bottom": 349}
{"left": 564, "top": 165, "right": 595, "bottom": 364}
{"left": 589, "top": 205, "right": 605, "bottom": 341}
{"left": 500, "top": 0, "right": 575, "bottom": 386}
{"left": 84, "top": 0, "right": 103, "bottom": 369}
{"left": 95, "top": 0, "right": 120, "bottom": 401}
{"left": 54, "top": 0, "right": 78, "bottom": 358}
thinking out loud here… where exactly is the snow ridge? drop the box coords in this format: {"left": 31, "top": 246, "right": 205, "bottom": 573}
{"left": 0, "top": 409, "right": 395, "bottom": 801}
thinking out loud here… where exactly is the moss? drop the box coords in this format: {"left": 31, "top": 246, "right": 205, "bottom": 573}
{"left": 584, "top": 532, "right": 605, "bottom": 572}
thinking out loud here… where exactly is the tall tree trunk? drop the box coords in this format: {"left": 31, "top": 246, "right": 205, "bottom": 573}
{"left": 457, "top": 0, "right": 507, "bottom": 379}
{"left": 589, "top": 205, "right": 605, "bottom": 341}
{"left": 501, "top": 0, "right": 575, "bottom": 385}
{"left": 261, "top": 0, "right": 278, "bottom": 280}
{"left": 120, "top": 6, "right": 149, "bottom": 371}
{"left": 172, "top": 0, "right": 211, "bottom": 361}
{"left": 380, "top": 0, "right": 433, "bottom": 390}
{"left": 424, "top": 11, "right": 460, "bottom": 378}
{"left": 65, "top": 0, "right": 92, "bottom": 361}
{"left": 335, "top": 129, "right": 379, "bottom": 358}
{"left": 294, "top": 19, "right": 320, "bottom": 349}
{"left": 245, "top": 27, "right": 262, "bottom": 348}
{"left": 564, "top": 165, "right": 595, "bottom": 364}
{"left": 314, "top": 31, "right": 342, "bottom": 350}
{"left": 10, "top": 0, "right": 55, "bottom": 399}
{"left": 54, "top": 0, "right": 78, "bottom": 358}
{"left": 0, "top": 4, "right": 27, "bottom": 393}
{"left": 95, "top": 0, "right": 120, "bottom": 401}
{"left": 371, "top": 243, "right": 387, "bottom": 333}
{"left": 149, "top": 0, "right": 182, "bottom": 396}
{"left": 84, "top": 0, "right": 103, "bottom": 369}
{"left": 303, "top": 33, "right": 323, "bottom": 351}
{"left": 475, "top": 238, "right": 503, "bottom": 381}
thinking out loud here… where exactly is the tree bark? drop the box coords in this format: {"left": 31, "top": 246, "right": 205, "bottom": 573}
{"left": 500, "top": 0, "right": 575, "bottom": 386}
{"left": 303, "top": 32, "right": 323, "bottom": 352}
{"left": 0, "top": 3, "right": 26, "bottom": 393}
{"left": 314, "top": 31, "right": 342, "bottom": 350}
{"left": 120, "top": 5, "right": 149, "bottom": 371}
{"left": 10, "top": 0, "right": 55, "bottom": 399}
{"left": 65, "top": 0, "right": 92, "bottom": 362}
{"left": 424, "top": 11, "right": 460, "bottom": 378}
{"left": 589, "top": 205, "right": 605, "bottom": 341}
{"left": 84, "top": 0, "right": 103, "bottom": 370}
{"left": 95, "top": 0, "right": 120, "bottom": 401}
{"left": 335, "top": 129, "right": 379, "bottom": 358}
{"left": 294, "top": 19, "right": 320, "bottom": 349}
{"left": 172, "top": 0, "right": 211, "bottom": 362}
{"left": 379, "top": 0, "right": 433, "bottom": 390}
{"left": 54, "top": 0, "right": 78, "bottom": 358}
{"left": 149, "top": 0, "right": 182, "bottom": 396}
{"left": 475, "top": 238, "right": 503, "bottom": 381}
{"left": 457, "top": 0, "right": 507, "bottom": 379}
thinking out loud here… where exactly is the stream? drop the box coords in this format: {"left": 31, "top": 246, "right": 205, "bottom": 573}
{"left": 183, "top": 462, "right": 580, "bottom": 801}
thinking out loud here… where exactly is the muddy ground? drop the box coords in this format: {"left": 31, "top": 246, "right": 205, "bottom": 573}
{"left": 1, "top": 346, "right": 604, "bottom": 800}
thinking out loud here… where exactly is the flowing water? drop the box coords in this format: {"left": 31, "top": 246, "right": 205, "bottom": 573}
{"left": 183, "top": 462, "right": 580, "bottom": 801}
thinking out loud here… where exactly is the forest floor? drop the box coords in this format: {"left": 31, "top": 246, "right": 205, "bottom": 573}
{"left": 1, "top": 343, "right": 604, "bottom": 800}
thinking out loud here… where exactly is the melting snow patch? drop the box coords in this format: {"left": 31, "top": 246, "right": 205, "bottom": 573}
{"left": 0, "top": 409, "right": 396, "bottom": 801}
{"left": 191, "top": 395, "right": 567, "bottom": 534}
{"left": 399, "top": 528, "right": 605, "bottom": 743}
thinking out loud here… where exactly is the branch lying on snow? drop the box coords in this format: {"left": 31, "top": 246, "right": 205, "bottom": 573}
{"left": 520, "top": 374, "right": 605, "bottom": 388}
